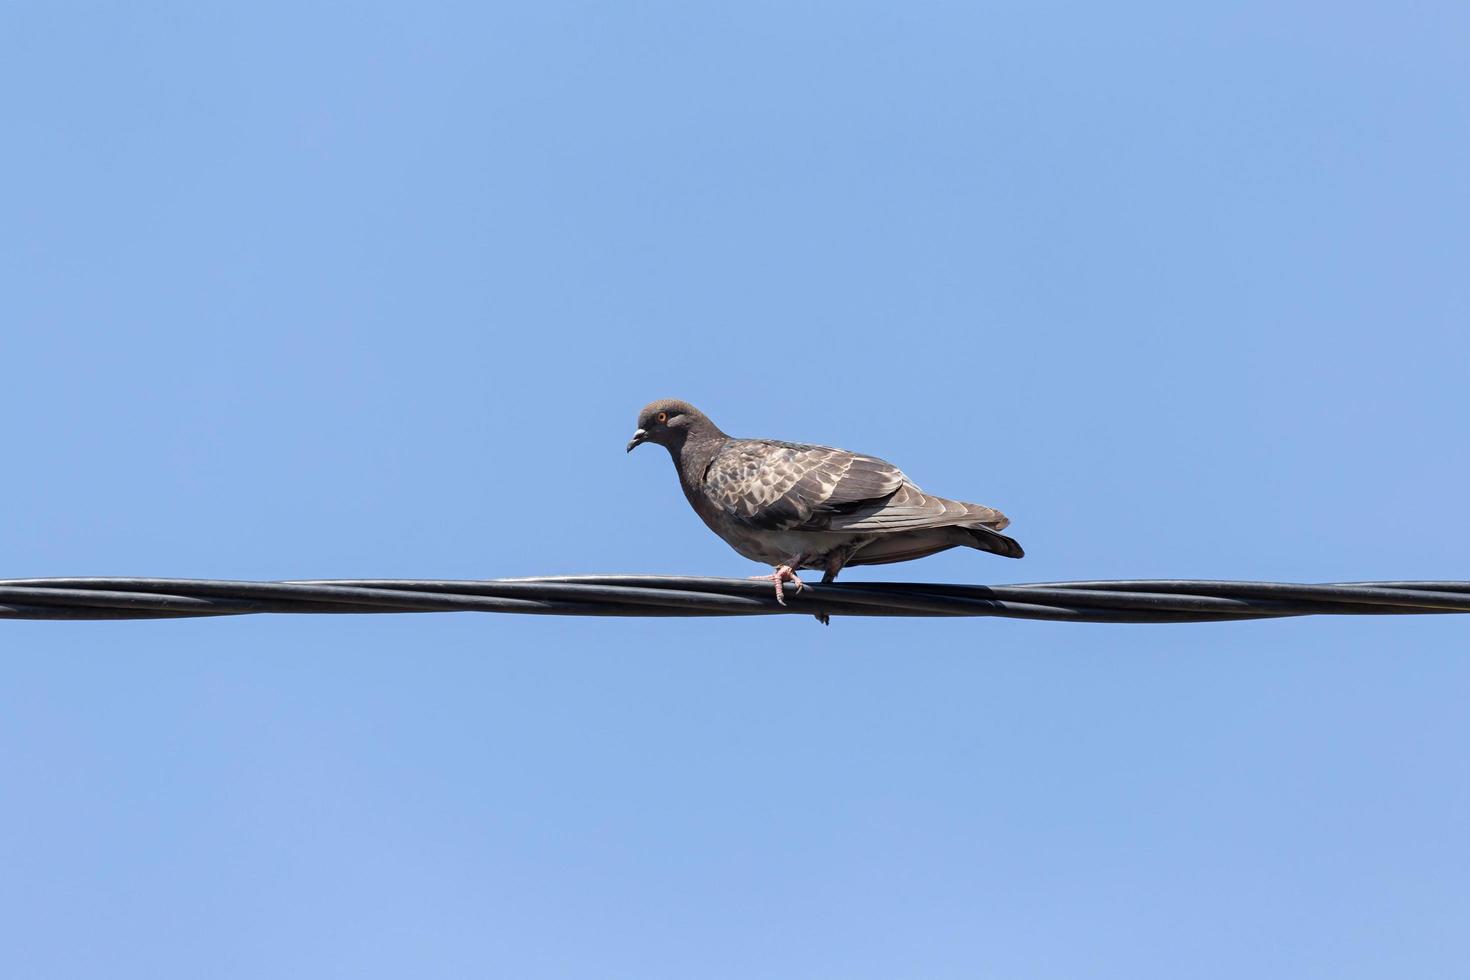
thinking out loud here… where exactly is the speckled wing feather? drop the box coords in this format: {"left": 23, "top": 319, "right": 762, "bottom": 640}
{"left": 703, "top": 440, "right": 909, "bottom": 531}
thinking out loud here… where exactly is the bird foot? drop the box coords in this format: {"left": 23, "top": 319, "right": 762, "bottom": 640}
{"left": 750, "top": 565, "right": 804, "bottom": 606}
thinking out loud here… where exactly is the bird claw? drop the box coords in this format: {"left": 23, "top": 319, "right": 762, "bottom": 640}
{"left": 750, "top": 565, "right": 804, "bottom": 606}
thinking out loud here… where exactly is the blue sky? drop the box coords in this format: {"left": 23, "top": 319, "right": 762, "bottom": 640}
{"left": 3, "top": 2, "right": 1468, "bottom": 976}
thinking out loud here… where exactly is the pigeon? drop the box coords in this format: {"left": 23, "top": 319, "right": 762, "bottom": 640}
{"left": 626, "top": 399, "right": 1023, "bottom": 622}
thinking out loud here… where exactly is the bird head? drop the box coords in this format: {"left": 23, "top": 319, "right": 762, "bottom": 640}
{"left": 627, "top": 399, "right": 706, "bottom": 452}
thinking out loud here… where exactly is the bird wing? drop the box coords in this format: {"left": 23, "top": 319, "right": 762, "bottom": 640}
{"left": 702, "top": 440, "right": 909, "bottom": 531}
{"left": 820, "top": 484, "right": 1011, "bottom": 533}
{"left": 704, "top": 439, "right": 1012, "bottom": 535}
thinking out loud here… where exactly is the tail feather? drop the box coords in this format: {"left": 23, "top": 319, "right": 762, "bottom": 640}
{"left": 966, "top": 524, "right": 1024, "bottom": 559}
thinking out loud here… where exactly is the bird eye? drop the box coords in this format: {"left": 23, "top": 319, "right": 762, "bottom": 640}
{"left": 656, "top": 411, "right": 668, "bottom": 423}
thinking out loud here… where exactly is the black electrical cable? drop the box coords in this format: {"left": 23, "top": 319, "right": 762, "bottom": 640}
{"left": 0, "top": 577, "right": 1468, "bottom": 623}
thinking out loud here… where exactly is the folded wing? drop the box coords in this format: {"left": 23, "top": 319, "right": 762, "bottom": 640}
{"left": 703, "top": 439, "right": 1009, "bottom": 536}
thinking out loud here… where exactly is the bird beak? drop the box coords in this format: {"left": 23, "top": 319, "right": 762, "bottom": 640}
{"left": 626, "top": 429, "right": 648, "bottom": 453}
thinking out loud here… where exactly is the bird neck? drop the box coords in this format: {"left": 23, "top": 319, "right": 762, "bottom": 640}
{"left": 667, "top": 420, "right": 727, "bottom": 491}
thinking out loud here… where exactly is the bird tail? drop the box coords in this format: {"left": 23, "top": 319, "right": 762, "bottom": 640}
{"left": 965, "top": 524, "right": 1025, "bottom": 559}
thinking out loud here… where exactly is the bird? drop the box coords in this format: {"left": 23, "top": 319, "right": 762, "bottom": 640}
{"left": 626, "top": 399, "right": 1023, "bottom": 623}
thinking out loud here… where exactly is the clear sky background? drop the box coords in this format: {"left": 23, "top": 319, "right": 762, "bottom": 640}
{"left": 3, "top": 2, "right": 1468, "bottom": 977}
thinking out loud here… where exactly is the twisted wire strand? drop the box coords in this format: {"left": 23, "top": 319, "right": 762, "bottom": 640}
{"left": 1, "top": 576, "right": 1468, "bottom": 622}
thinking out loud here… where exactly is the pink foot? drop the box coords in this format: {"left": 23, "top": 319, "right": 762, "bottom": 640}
{"left": 749, "top": 565, "right": 804, "bottom": 605}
